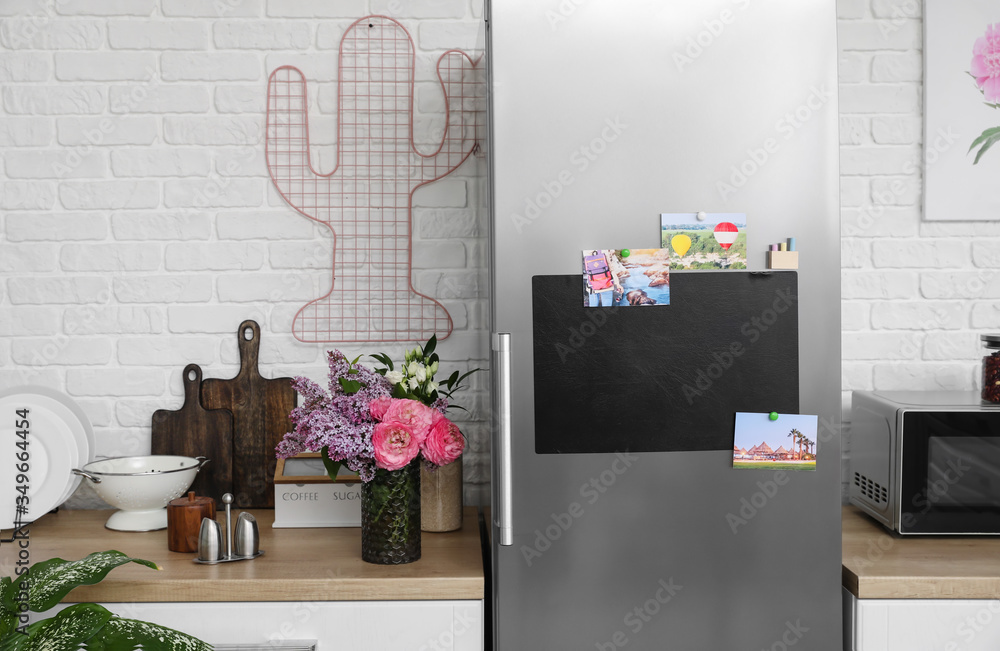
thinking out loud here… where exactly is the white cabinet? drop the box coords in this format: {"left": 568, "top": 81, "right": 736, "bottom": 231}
{"left": 844, "top": 589, "right": 1000, "bottom": 651}
{"left": 48, "top": 601, "right": 484, "bottom": 651}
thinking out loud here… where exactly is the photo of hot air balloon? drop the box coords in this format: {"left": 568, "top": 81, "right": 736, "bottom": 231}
{"left": 659, "top": 212, "right": 748, "bottom": 270}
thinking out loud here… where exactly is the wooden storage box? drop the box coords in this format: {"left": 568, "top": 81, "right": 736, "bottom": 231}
{"left": 273, "top": 453, "right": 362, "bottom": 528}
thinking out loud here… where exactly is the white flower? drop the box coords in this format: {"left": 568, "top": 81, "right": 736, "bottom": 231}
{"left": 428, "top": 381, "right": 439, "bottom": 394}
{"left": 385, "top": 370, "right": 403, "bottom": 385}
{"left": 415, "top": 365, "right": 427, "bottom": 383}
{"left": 429, "top": 360, "right": 439, "bottom": 376}
{"left": 407, "top": 361, "right": 420, "bottom": 376}
{"left": 407, "top": 377, "right": 419, "bottom": 391}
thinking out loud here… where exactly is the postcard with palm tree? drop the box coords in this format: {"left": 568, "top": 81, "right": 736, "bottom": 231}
{"left": 733, "top": 412, "right": 818, "bottom": 471}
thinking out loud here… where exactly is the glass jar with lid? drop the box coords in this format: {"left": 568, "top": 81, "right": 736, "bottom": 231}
{"left": 983, "top": 334, "right": 1000, "bottom": 403}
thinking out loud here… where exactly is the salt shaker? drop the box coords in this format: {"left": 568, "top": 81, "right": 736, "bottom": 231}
{"left": 197, "top": 518, "right": 223, "bottom": 562}
{"left": 234, "top": 512, "right": 260, "bottom": 558}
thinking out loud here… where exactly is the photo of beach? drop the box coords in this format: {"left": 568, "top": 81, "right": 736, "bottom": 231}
{"left": 581, "top": 248, "right": 670, "bottom": 307}
{"left": 733, "top": 412, "right": 818, "bottom": 471}
{"left": 660, "top": 212, "right": 748, "bottom": 270}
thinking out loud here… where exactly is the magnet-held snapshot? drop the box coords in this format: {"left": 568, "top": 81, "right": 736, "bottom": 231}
{"left": 733, "top": 412, "right": 818, "bottom": 471}
{"left": 582, "top": 249, "right": 671, "bottom": 307}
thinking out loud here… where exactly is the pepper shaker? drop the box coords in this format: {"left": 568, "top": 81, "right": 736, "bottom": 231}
{"left": 234, "top": 512, "right": 260, "bottom": 558}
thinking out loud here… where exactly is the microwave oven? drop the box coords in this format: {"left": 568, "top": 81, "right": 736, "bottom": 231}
{"left": 850, "top": 390, "right": 1000, "bottom": 535}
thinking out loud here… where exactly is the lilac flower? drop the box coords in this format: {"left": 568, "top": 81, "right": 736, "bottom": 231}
{"left": 277, "top": 350, "right": 392, "bottom": 484}
{"left": 431, "top": 397, "right": 449, "bottom": 414}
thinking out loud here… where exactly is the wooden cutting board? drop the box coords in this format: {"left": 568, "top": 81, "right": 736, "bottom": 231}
{"left": 151, "top": 363, "right": 233, "bottom": 500}
{"left": 200, "top": 320, "right": 297, "bottom": 508}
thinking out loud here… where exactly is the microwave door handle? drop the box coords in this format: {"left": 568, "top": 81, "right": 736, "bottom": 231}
{"left": 493, "top": 332, "right": 513, "bottom": 546}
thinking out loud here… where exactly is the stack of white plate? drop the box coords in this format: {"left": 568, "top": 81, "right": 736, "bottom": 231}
{"left": 0, "top": 386, "right": 95, "bottom": 530}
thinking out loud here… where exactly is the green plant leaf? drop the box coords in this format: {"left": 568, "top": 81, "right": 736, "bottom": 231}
{"left": 369, "top": 353, "right": 393, "bottom": 371}
{"left": 0, "top": 578, "right": 15, "bottom": 638}
{"left": 974, "top": 132, "right": 1000, "bottom": 164}
{"left": 319, "top": 446, "right": 342, "bottom": 483}
{"left": 1, "top": 625, "right": 36, "bottom": 651}
{"left": 337, "top": 377, "right": 364, "bottom": 395}
{"left": 0, "top": 603, "right": 112, "bottom": 651}
{"left": 968, "top": 126, "right": 1000, "bottom": 153}
{"left": 423, "top": 335, "right": 437, "bottom": 358}
{"left": 11, "top": 553, "right": 158, "bottom": 614}
{"left": 440, "top": 368, "right": 480, "bottom": 400}
{"left": 349, "top": 355, "right": 362, "bottom": 365}
{"left": 391, "top": 384, "right": 412, "bottom": 400}
{"left": 83, "top": 617, "right": 211, "bottom": 651}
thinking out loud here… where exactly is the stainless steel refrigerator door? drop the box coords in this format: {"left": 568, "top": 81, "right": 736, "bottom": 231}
{"left": 489, "top": 1, "right": 841, "bottom": 650}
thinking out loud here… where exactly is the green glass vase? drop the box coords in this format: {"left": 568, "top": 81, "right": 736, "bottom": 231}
{"left": 361, "top": 460, "right": 421, "bottom": 564}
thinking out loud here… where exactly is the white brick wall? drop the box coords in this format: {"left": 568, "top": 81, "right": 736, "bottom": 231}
{"left": 0, "top": 0, "right": 488, "bottom": 508}
{"left": 838, "top": 0, "right": 999, "bottom": 499}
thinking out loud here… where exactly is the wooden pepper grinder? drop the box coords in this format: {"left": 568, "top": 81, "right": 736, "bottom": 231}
{"left": 167, "top": 492, "right": 216, "bottom": 553}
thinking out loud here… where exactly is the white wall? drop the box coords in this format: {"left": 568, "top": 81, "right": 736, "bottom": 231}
{"left": 838, "top": 0, "right": 999, "bottom": 495}
{"left": 0, "top": 0, "right": 489, "bottom": 507}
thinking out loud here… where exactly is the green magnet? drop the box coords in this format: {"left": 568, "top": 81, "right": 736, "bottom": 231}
{"left": 621, "top": 249, "right": 631, "bottom": 257}
{"left": 769, "top": 412, "right": 779, "bottom": 421}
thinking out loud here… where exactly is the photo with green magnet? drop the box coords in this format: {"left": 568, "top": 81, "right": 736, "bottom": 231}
{"left": 733, "top": 412, "right": 818, "bottom": 471}
{"left": 582, "top": 249, "right": 670, "bottom": 307}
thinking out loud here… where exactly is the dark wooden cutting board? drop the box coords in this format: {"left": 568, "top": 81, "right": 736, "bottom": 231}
{"left": 151, "top": 363, "right": 233, "bottom": 499}
{"left": 200, "top": 320, "right": 297, "bottom": 508}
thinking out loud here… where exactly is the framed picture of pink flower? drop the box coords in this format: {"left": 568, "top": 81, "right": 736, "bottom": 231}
{"left": 925, "top": 1, "right": 1000, "bottom": 220}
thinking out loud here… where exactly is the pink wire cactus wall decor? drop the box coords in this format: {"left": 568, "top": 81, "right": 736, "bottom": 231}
{"left": 266, "top": 15, "right": 480, "bottom": 343}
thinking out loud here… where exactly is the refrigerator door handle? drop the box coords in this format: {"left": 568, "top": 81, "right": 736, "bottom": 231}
{"left": 492, "top": 332, "right": 513, "bottom": 546}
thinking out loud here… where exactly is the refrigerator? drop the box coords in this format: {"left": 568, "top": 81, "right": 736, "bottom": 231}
{"left": 487, "top": 1, "right": 842, "bottom": 649}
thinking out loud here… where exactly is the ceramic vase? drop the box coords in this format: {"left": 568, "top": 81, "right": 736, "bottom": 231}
{"left": 421, "top": 459, "right": 463, "bottom": 532}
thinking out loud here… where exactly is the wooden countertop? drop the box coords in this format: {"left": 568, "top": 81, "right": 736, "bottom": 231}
{"left": 843, "top": 506, "right": 1000, "bottom": 599}
{"left": 7, "top": 507, "right": 484, "bottom": 603}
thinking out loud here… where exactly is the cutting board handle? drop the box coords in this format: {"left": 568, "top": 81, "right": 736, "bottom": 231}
{"left": 238, "top": 320, "right": 261, "bottom": 374}
{"left": 183, "top": 363, "right": 203, "bottom": 406}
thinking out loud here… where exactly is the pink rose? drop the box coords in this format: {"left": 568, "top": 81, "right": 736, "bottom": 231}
{"left": 369, "top": 396, "right": 393, "bottom": 421}
{"left": 371, "top": 421, "right": 421, "bottom": 471}
{"left": 382, "top": 399, "right": 434, "bottom": 443}
{"left": 421, "top": 412, "right": 465, "bottom": 466}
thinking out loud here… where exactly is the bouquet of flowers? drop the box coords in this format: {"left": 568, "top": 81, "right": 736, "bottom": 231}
{"left": 277, "top": 337, "right": 473, "bottom": 482}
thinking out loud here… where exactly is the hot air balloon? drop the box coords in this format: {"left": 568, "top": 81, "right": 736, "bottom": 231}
{"left": 670, "top": 234, "right": 691, "bottom": 257}
{"left": 713, "top": 222, "right": 738, "bottom": 250}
